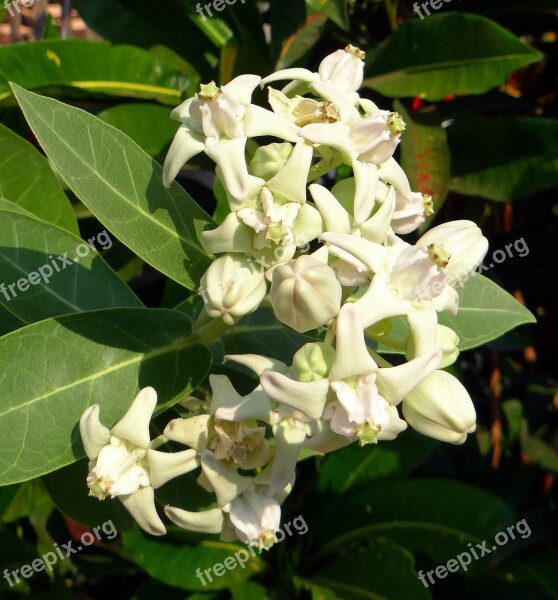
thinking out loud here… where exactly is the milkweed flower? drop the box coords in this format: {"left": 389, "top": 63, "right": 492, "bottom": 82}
{"left": 80, "top": 388, "right": 199, "bottom": 535}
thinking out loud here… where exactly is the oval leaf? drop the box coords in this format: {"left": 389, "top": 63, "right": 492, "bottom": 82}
{"left": 0, "top": 208, "right": 142, "bottom": 323}
{"left": 364, "top": 13, "right": 542, "bottom": 101}
{"left": 0, "top": 122, "right": 77, "bottom": 234}
{"left": 12, "top": 84, "right": 213, "bottom": 291}
{"left": 0, "top": 308, "right": 211, "bottom": 485}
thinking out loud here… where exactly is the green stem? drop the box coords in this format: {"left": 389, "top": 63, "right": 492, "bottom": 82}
{"left": 191, "top": 310, "right": 231, "bottom": 346}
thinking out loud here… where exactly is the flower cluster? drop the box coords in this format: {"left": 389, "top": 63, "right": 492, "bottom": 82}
{"left": 81, "top": 46, "right": 488, "bottom": 547}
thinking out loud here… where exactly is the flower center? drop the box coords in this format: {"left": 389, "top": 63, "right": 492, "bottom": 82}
{"left": 345, "top": 44, "right": 366, "bottom": 60}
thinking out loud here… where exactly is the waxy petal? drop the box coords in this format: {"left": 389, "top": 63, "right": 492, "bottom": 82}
{"left": 320, "top": 232, "right": 388, "bottom": 275}
{"left": 309, "top": 184, "right": 351, "bottom": 234}
{"left": 260, "top": 372, "right": 329, "bottom": 420}
{"left": 224, "top": 74, "right": 262, "bottom": 105}
{"left": 164, "top": 415, "right": 211, "bottom": 453}
{"left": 201, "top": 213, "right": 254, "bottom": 255}
{"left": 376, "top": 348, "right": 442, "bottom": 404}
{"left": 163, "top": 124, "right": 205, "bottom": 187}
{"left": 330, "top": 303, "right": 377, "bottom": 381}
{"left": 201, "top": 450, "right": 253, "bottom": 507}
{"left": 209, "top": 374, "right": 244, "bottom": 415}
{"left": 225, "top": 354, "right": 288, "bottom": 376}
{"left": 120, "top": 486, "right": 166, "bottom": 536}
{"left": 270, "top": 425, "right": 306, "bottom": 492}
{"left": 111, "top": 387, "right": 157, "bottom": 449}
{"left": 244, "top": 104, "right": 300, "bottom": 142}
{"left": 147, "top": 448, "right": 199, "bottom": 489}
{"left": 165, "top": 506, "right": 224, "bottom": 534}
{"left": 299, "top": 122, "right": 353, "bottom": 158}
{"left": 215, "top": 387, "right": 273, "bottom": 424}
{"left": 407, "top": 310, "right": 438, "bottom": 356}
{"left": 80, "top": 404, "right": 110, "bottom": 460}
{"left": 266, "top": 140, "right": 313, "bottom": 204}
{"left": 352, "top": 161, "right": 379, "bottom": 226}
{"left": 261, "top": 68, "right": 318, "bottom": 88}
{"left": 359, "top": 185, "right": 396, "bottom": 243}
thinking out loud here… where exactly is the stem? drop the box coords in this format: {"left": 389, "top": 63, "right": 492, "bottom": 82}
{"left": 384, "top": 0, "right": 399, "bottom": 31}
{"left": 191, "top": 310, "right": 231, "bottom": 346}
{"left": 149, "top": 435, "right": 169, "bottom": 450}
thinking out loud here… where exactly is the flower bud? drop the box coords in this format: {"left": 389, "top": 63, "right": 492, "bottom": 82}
{"left": 292, "top": 342, "right": 336, "bottom": 382}
{"left": 270, "top": 255, "right": 342, "bottom": 333}
{"left": 318, "top": 45, "right": 365, "bottom": 94}
{"left": 406, "top": 325, "right": 459, "bottom": 369}
{"left": 417, "top": 220, "right": 488, "bottom": 287}
{"left": 402, "top": 370, "right": 476, "bottom": 444}
{"left": 249, "top": 142, "right": 293, "bottom": 180}
{"left": 200, "top": 254, "right": 267, "bottom": 324}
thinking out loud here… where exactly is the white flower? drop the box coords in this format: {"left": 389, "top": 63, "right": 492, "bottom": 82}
{"left": 163, "top": 75, "right": 299, "bottom": 186}
{"left": 320, "top": 232, "right": 459, "bottom": 327}
{"left": 80, "top": 388, "right": 199, "bottom": 535}
{"left": 261, "top": 45, "right": 366, "bottom": 100}
{"left": 416, "top": 220, "right": 489, "bottom": 287}
{"left": 402, "top": 370, "right": 477, "bottom": 444}
{"left": 228, "top": 486, "right": 281, "bottom": 548}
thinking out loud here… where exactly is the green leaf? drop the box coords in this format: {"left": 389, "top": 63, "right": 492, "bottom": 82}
{"left": 0, "top": 39, "right": 197, "bottom": 105}
{"left": 313, "top": 479, "right": 517, "bottom": 564}
{"left": 0, "top": 123, "right": 77, "bottom": 234}
{"left": 97, "top": 103, "right": 178, "bottom": 158}
{"left": 318, "top": 430, "right": 438, "bottom": 494}
{"left": 364, "top": 14, "right": 542, "bottom": 101}
{"left": 394, "top": 100, "right": 450, "bottom": 224}
{"left": 71, "top": 0, "right": 215, "bottom": 77}
{"left": 13, "top": 84, "right": 213, "bottom": 291}
{"left": 438, "top": 275, "right": 536, "bottom": 351}
{"left": 305, "top": 0, "right": 350, "bottom": 30}
{"left": 0, "top": 209, "right": 142, "bottom": 323}
{"left": 448, "top": 117, "right": 558, "bottom": 201}
{"left": 122, "top": 527, "right": 265, "bottom": 591}
{"left": 311, "top": 541, "right": 431, "bottom": 600}
{"left": 230, "top": 580, "right": 269, "bottom": 600}
{"left": 521, "top": 437, "right": 558, "bottom": 474}
{"left": 0, "top": 308, "right": 211, "bottom": 485}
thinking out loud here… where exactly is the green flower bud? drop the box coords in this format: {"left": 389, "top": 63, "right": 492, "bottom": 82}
{"left": 406, "top": 324, "right": 459, "bottom": 369}
{"left": 249, "top": 143, "right": 293, "bottom": 180}
{"left": 292, "top": 342, "right": 336, "bottom": 382}
{"left": 270, "top": 255, "right": 342, "bottom": 333}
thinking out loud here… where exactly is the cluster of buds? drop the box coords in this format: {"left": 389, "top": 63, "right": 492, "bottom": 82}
{"left": 81, "top": 46, "right": 488, "bottom": 545}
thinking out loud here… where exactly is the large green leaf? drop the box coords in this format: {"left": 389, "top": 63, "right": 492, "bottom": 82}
{"left": 395, "top": 100, "right": 450, "bottom": 221}
{"left": 0, "top": 123, "right": 77, "bottom": 234}
{"left": 0, "top": 40, "right": 197, "bottom": 105}
{"left": 309, "top": 539, "right": 431, "bottom": 600}
{"left": 438, "top": 275, "right": 536, "bottom": 350}
{"left": 122, "top": 527, "right": 265, "bottom": 591}
{"left": 0, "top": 208, "right": 141, "bottom": 323}
{"left": 0, "top": 308, "right": 211, "bottom": 485}
{"left": 305, "top": 0, "right": 351, "bottom": 30}
{"left": 13, "top": 85, "right": 213, "bottom": 291}
{"left": 97, "top": 103, "right": 177, "bottom": 158}
{"left": 448, "top": 117, "right": 558, "bottom": 201}
{"left": 71, "top": 0, "right": 215, "bottom": 77}
{"left": 364, "top": 14, "right": 542, "bottom": 101}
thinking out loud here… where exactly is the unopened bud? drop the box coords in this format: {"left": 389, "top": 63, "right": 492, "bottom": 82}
{"left": 200, "top": 255, "right": 267, "bottom": 324}
{"left": 292, "top": 342, "right": 336, "bottom": 382}
{"left": 270, "top": 256, "right": 342, "bottom": 333}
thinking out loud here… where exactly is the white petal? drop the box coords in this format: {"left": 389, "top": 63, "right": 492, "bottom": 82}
{"left": 163, "top": 124, "right": 204, "bottom": 187}
{"left": 270, "top": 425, "right": 306, "bottom": 492}
{"left": 266, "top": 140, "right": 313, "bottom": 204}
{"left": 206, "top": 138, "right": 265, "bottom": 210}
{"left": 407, "top": 309, "right": 438, "bottom": 356}
{"left": 303, "top": 419, "right": 351, "bottom": 453}
{"left": 359, "top": 185, "right": 396, "bottom": 243}
{"left": 79, "top": 404, "right": 110, "bottom": 460}
{"left": 376, "top": 347, "right": 442, "bottom": 404}
{"left": 244, "top": 104, "right": 300, "bottom": 142}
{"left": 201, "top": 450, "right": 253, "bottom": 507}
{"left": 225, "top": 354, "right": 288, "bottom": 376}
{"left": 111, "top": 387, "right": 157, "bottom": 449}
{"left": 311, "top": 81, "right": 360, "bottom": 122}
{"left": 309, "top": 184, "right": 351, "bottom": 234}
{"left": 164, "top": 415, "right": 211, "bottom": 453}
{"left": 320, "top": 232, "right": 388, "bottom": 275}
{"left": 215, "top": 387, "right": 273, "bottom": 423}
{"left": 260, "top": 372, "right": 329, "bottom": 420}
{"left": 147, "top": 448, "right": 199, "bottom": 489}
{"left": 261, "top": 68, "right": 318, "bottom": 87}
{"left": 299, "top": 122, "right": 353, "bottom": 158}
{"left": 201, "top": 213, "right": 254, "bottom": 254}
{"left": 165, "top": 506, "right": 224, "bottom": 534}
{"left": 354, "top": 276, "right": 407, "bottom": 328}
{"left": 120, "top": 486, "right": 166, "bottom": 536}
{"left": 223, "top": 74, "right": 262, "bottom": 104}
{"left": 292, "top": 202, "right": 324, "bottom": 245}
{"left": 330, "top": 303, "right": 377, "bottom": 381}
{"left": 209, "top": 374, "right": 243, "bottom": 415}
{"left": 431, "top": 285, "right": 459, "bottom": 315}
{"left": 352, "top": 161, "right": 379, "bottom": 226}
